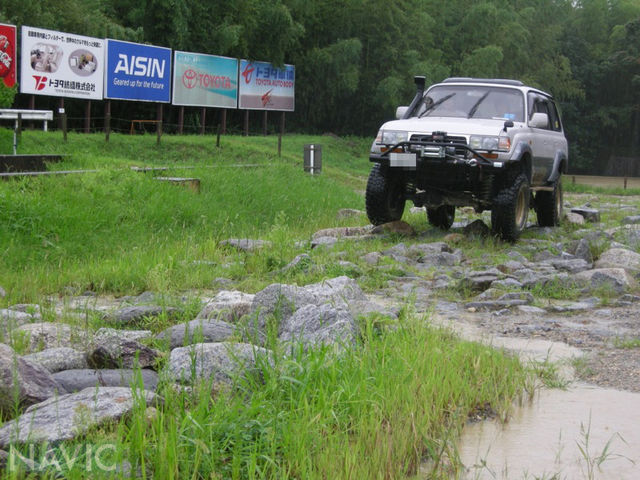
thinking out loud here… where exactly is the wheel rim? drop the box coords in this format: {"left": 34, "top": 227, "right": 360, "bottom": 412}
{"left": 515, "top": 185, "right": 528, "bottom": 229}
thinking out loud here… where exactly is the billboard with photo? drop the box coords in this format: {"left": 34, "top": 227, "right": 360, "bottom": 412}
{"left": 0, "top": 23, "right": 17, "bottom": 88}
{"left": 20, "top": 26, "right": 104, "bottom": 99}
{"left": 172, "top": 51, "right": 237, "bottom": 108}
{"left": 238, "top": 60, "right": 294, "bottom": 111}
{"left": 105, "top": 39, "right": 171, "bottom": 102}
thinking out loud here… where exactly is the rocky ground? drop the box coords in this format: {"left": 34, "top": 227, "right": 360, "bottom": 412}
{"left": 1, "top": 191, "right": 640, "bottom": 462}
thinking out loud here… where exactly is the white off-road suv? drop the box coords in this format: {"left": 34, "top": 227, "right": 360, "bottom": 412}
{"left": 366, "top": 77, "right": 568, "bottom": 241}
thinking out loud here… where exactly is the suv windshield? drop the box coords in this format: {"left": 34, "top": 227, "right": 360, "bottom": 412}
{"left": 417, "top": 85, "right": 525, "bottom": 122}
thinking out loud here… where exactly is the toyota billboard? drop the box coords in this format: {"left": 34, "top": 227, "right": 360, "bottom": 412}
{"left": 238, "top": 60, "right": 294, "bottom": 111}
{"left": 172, "top": 51, "right": 237, "bottom": 108}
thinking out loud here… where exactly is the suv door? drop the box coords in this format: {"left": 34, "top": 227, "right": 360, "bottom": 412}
{"left": 527, "top": 93, "right": 566, "bottom": 185}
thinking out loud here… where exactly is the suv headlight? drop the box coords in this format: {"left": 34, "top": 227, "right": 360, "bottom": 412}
{"left": 379, "top": 130, "right": 408, "bottom": 145}
{"left": 469, "top": 135, "right": 511, "bottom": 152}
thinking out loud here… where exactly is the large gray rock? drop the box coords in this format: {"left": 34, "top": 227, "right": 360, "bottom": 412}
{"left": 549, "top": 258, "right": 591, "bottom": 274}
{"left": 168, "top": 342, "right": 272, "bottom": 385}
{"left": 14, "top": 322, "right": 77, "bottom": 351}
{"left": 88, "top": 336, "right": 161, "bottom": 369}
{"left": 595, "top": 248, "right": 640, "bottom": 271}
{"left": 197, "top": 290, "right": 254, "bottom": 321}
{"left": 250, "top": 276, "right": 367, "bottom": 331}
{"left": 279, "top": 304, "right": 358, "bottom": 349}
{"left": 575, "top": 268, "right": 636, "bottom": 293}
{"left": 0, "top": 343, "right": 65, "bottom": 413}
{"left": 156, "top": 318, "right": 236, "bottom": 349}
{"left": 52, "top": 369, "right": 159, "bottom": 392}
{"left": 0, "top": 309, "right": 33, "bottom": 336}
{"left": 0, "top": 387, "right": 158, "bottom": 447}
{"left": 106, "top": 305, "right": 178, "bottom": 325}
{"left": 93, "top": 327, "right": 153, "bottom": 345}
{"left": 22, "top": 347, "right": 88, "bottom": 373}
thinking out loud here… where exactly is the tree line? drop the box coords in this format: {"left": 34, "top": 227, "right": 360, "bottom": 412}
{"left": 1, "top": 0, "right": 639, "bottom": 173}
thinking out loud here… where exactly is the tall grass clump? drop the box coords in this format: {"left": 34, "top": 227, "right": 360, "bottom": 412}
{"left": 97, "top": 317, "right": 527, "bottom": 480}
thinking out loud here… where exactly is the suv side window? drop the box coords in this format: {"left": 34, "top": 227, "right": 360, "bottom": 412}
{"left": 548, "top": 101, "right": 562, "bottom": 132}
{"left": 528, "top": 93, "right": 552, "bottom": 130}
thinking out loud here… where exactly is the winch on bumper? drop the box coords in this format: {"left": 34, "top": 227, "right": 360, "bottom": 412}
{"left": 369, "top": 136, "right": 509, "bottom": 209}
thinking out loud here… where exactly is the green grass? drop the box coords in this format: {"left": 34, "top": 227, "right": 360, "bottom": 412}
{"left": 0, "top": 132, "right": 371, "bottom": 301}
{"left": 3, "top": 315, "right": 528, "bottom": 479}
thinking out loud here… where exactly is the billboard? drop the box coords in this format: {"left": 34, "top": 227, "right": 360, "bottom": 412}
{"left": 20, "top": 26, "right": 104, "bottom": 99}
{"left": 105, "top": 39, "right": 171, "bottom": 102}
{"left": 238, "top": 60, "right": 294, "bottom": 111}
{"left": 172, "top": 51, "right": 237, "bottom": 108}
{"left": 0, "top": 23, "right": 17, "bottom": 88}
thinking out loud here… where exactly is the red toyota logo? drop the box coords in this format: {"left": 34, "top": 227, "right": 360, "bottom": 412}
{"left": 182, "top": 69, "right": 197, "bottom": 89}
{"left": 33, "top": 75, "right": 47, "bottom": 90}
{"left": 242, "top": 63, "right": 254, "bottom": 84}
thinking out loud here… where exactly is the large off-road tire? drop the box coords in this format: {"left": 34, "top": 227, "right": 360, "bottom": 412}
{"left": 491, "top": 173, "right": 530, "bottom": 242}
{"left": 365, "top": 163, "right": 406, "bottom": 225}
{"left": 535, "top": 176, "right": 563, "bottom": 226}
{"left": 427, "top": 205, "right": 455, "bottom": 230}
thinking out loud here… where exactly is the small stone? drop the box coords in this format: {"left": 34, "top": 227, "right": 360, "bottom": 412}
{"left": 336, "top": 208, "right": 364, "bottom": 219}
{"left": 363, "top": 252, "right": 382, "bottom": 265}
{"left": 371, "top": 221, "right": 416, "bottom": 236}
{"left": 463, "top": 219, "right": 490, "bottom": 237}
{"left": 571, "top": 207, "right": 601, "bottom": 222}
{"left": 107, "top": 305, "right": 178, "bottom": 325}
{"left": 220, "top": 238, "right": 272, "bottom": 252}
{"left": 622, "top": 215, "right": 640, "bottom": 225}
{"left": 197, "top": 290, "right": 254, "bottom": 321}
{"left": 565, "top": 212, "right": 586, "bottom": 225}
{"left": 517, "top": 305, "right": 547, "bottom": 314}
{"left": 311, "top": 226, "right": 372, "bottom": 240}
{"left": 281, "top": 254, "right": 314, "bottom": 273}
{"left": 311, "top": 236, "right": 338, "bottom": 249}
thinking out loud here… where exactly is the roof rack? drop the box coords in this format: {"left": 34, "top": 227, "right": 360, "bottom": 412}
{"left": 442, "top": 77, "right": 524, "bottom": 86}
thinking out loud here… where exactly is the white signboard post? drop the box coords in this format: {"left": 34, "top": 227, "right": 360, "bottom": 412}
{"left": 20, "top": 26, "right": 104, "bottom": 100}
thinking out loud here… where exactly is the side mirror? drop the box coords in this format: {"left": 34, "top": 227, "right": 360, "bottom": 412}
{"left": 529, "top": 112, "right": 549, "bottom": 129}
{"left": 396, "top": 106, "right": 409, "bottom": 119}
{"left": 503, "top": 120, "right": 514, "bottom": 132}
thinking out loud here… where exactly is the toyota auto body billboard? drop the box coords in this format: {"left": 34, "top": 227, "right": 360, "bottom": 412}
{"left": 20, "top": 26, "right": 104, "bottom": 99}
{"left": 0, "top": 23, "right": 17, "bottom": 88}
{"left": 172, "top": 51, "right": 237, "bottom": 108}
{"left": 105, "top": 39, "right": 171, "bottom": 102}
{"left": 238, "top": 60, "right": 294, "bottom": 111}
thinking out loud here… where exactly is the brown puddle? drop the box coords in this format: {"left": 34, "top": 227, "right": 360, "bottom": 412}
{"left": 458, "top": 384, "right": 640, "bottom": 479}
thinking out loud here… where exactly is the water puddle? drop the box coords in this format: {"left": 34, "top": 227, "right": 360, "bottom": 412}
{"left": 458, "top": 384, "right": 640, "bottom": 479}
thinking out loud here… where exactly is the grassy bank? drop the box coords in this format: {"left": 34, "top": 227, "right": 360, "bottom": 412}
{"left": 0, "top": 131, "right": 370, "bottom": 301}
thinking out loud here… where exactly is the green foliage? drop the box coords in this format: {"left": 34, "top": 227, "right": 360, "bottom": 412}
{"left": 0, "top": 83, "right": 16, "bottom": 109}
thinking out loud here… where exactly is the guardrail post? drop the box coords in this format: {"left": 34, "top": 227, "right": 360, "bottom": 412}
{"left": 157, "top": 104, "right": 163, "bottom": 145}
{"left": 105, "top": 100, "right": 111, "bottom": 142}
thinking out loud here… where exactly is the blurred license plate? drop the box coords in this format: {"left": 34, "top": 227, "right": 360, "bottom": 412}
{"left": 389, "top": 153, "right": 416, "bottom": 167}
